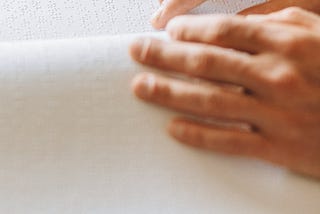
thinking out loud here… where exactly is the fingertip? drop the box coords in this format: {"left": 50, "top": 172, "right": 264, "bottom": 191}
{"left": 151, "top": 2, "right": 186, "bottom": 30}
{"left": 150, "top": 20, "right": 166, "bottom": 30}
{"left": 150, "top": 9, "right": 166, "bottom": 29}
{"left": 167, "top": 118, "right": 187, "bottom": 141}
{"left": 150, "top": 1, "right": 170, "bottom": 30}
{"left": 129, "top": 37, "right": 152, "bottom": 62}
{"left": 131, "top": 73, "right": 156, "bottom": 99}
{"left": 152, "top": 0, "right": 206, "bottom": 30}
{"left": 131, "top": 74, "right": 143, "bottom": 94}
{"left": 129, "top": 38, "right": 145, "bottom": 61}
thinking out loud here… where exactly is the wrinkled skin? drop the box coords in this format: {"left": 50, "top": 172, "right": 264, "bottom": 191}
{"left": 151, "top": 0, "right": 320, "bottom": 29}
{"left": 131, "top": 8, "right": 320, "bottom": 178}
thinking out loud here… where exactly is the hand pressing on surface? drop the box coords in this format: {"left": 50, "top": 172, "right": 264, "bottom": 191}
{"left": 151, "top": 0, "right": 320, "bottom": 29}
{"left": 131, "top": 7, "right": 320, "bottom": 178}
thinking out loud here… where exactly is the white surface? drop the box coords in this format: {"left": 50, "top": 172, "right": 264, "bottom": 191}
{"left": 0, "top": 0, "right": 319, "bottom": 213}
{"left": 0, "top": 0, "right": 265, "bottom": 41}
{"left": 0, "top": 33, "right": 319, "bottom": 214}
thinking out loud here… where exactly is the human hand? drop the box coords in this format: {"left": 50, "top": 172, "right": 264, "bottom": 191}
{"left": 130, "top": 7, "right": 320, "bottom": 178}
{"left": 151, "top": 0, "right": 206, "bottom": 29}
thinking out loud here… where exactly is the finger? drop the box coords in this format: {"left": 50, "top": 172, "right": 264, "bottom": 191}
{"left": 130, "top": 38, "right": 263, "bottom": 93}
{"left": 168, "top": 118, "right": 268, "bottom": 157}
{"left": 151, "top": 0, "right": 206, "bottom": 29}
{"left": 166, "top": 15, "right": 283, "bottom": 53}
{"left": 131, "top": 73, "right": 263, "bottom": 124}
{"left": 245, "top": 7, "right": 320, "bottom": 31}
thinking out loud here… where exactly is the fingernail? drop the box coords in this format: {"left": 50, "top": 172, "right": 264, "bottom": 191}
{"left": 134, "top": 74, "right": 156, "bottom": 99}
{"left": 130, "top": 38, "right": 144, "bottom": 60}
{"left": 151, "top": 7, "right": 164, "bottom": 23}
{"left": 130, "top": 38, "right": 151, "bottom": 61}
{"left": 169, "top": 122, "right": 186, "bottom": 139}
{"left": 150, "top": 1, "right": 167, "bottom": 29}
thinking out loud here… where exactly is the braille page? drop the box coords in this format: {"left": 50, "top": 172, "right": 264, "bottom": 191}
{"left": 0, "top": 34, "right": 319, "bottom": 214}
{"left": 2, "top": 0, "right": 317, "bottom": 213}
{"left": 0, "top": 0, "right": 265, "bottom": 41}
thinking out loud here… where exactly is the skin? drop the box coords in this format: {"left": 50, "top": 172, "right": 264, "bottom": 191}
{"left": 130, "top": 7, "right": 320, "bottom": 178}
{"left": 151, "top": 0, "right": 320, "bottom": 29}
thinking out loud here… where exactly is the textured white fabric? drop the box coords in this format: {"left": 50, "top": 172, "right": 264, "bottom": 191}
{"left": 0, "top": 0, "right": 265, "bottom": 41}
{"left": 0, "top": 0, "right": 319, "bottom": 213}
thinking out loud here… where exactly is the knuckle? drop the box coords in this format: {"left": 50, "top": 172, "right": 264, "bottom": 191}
{"left": 209, "top": 17, "right": 234, "bottom": 42}
{"left": 268, "top": 66, "right": 299, "bottom": 91}
{"left": 280, "top": 7, "right": 304, "bottom": 20}
{"left": 187, "top": 49, "right": 212, "bottom": 73}
{"left": 203, "top": 90, "right": 229, "bottom": 114}
{"left": 232, "top": 57, "right": 254, "bottom": 76}
{"left": 242, "top": 25, "right": 264, "bottom": 43}
{"left": 280, "top": 34, "right": 308, "bottom": 55}
{"left": 210, "top": 16, "right": 263, "bottom": 44}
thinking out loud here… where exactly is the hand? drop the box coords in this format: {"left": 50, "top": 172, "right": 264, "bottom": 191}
{"left": 239, "top": 0, "right": 320, "bottom": 15}
{"left": 151, "top": 0, "right": 205, "bottom": 29}
{"left": 130, "top": 7, "right": 320, "bottom": 178}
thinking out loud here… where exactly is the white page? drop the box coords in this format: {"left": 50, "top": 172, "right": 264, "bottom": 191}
{"left": 0, "top": 34, "right": 319, "bottom": 214}
{"left": 0, "top": 0, "right": 319, "bottom": 213}
{"left": 0, "top": 0, "right": 265, "bottom": 41}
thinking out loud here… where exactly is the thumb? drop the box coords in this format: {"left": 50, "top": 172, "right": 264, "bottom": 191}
{"left": 151, "top": 0, "right": 205, "bottom": 29}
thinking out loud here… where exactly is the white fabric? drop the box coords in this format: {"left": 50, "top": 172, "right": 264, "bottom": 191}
{"left": 0, "top": 0, "right": 265, "bottom": 41}
{"left": 0, "top": 0, "right": 319, "bottom": 213}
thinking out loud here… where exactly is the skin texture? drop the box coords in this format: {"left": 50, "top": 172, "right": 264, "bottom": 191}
{"left": 130, "top": 7, "right": 320, "bottom": 178}
{"left": 151, "top": 0, "right": 320, "bottom": 29}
